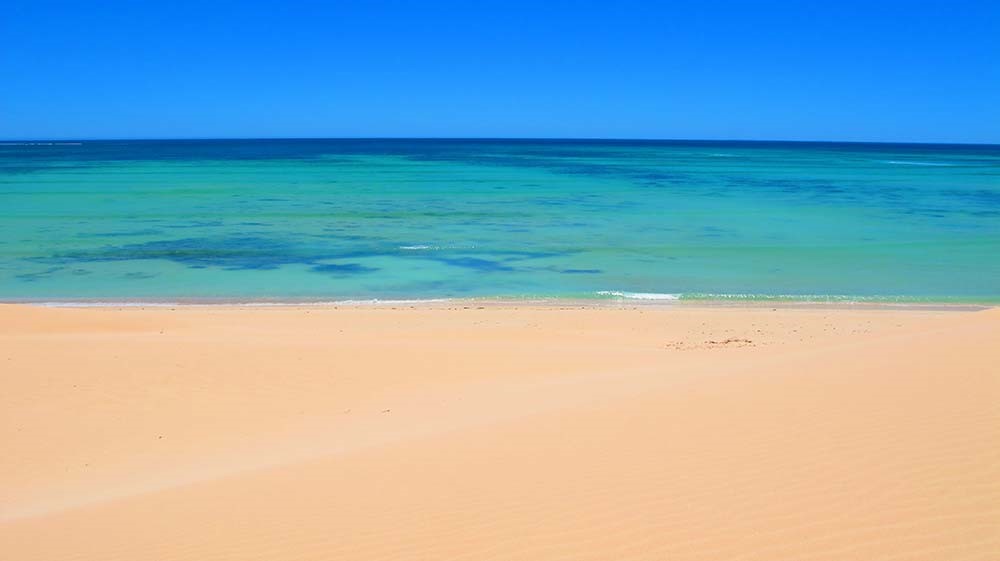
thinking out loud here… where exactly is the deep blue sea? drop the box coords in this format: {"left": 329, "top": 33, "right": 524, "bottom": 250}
{"left": 2, "top": 139, "right": 998, "bottom": 303}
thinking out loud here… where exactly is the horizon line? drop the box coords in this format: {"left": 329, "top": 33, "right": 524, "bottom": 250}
{"left": 3, "top": 136, "right": 1000, "bottom": 147}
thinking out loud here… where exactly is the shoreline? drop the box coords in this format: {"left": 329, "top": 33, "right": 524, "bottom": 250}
{"left": 6, "top": 297, "right": 993, "bottom": 312}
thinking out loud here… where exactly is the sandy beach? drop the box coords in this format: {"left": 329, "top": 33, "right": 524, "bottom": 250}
{"left": 1, "top": 302, "right": 997, "bottom": 560}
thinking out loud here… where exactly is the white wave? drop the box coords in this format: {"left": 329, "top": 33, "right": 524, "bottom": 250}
{"left": 879, "top": 160, "right": 955, "bottom": 167}
{"left": 398, "top": 244, "right": 479, "bottom": 251}
{"left": 596, "top": 291, "right": 680, "bottom": 300}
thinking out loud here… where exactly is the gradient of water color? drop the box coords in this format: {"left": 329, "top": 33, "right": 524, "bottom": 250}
{"left": 2, "top": 139, "right": 998, "bottom": 303}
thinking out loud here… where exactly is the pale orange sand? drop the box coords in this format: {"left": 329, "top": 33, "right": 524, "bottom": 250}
{"left": 1, "top": 303, "right": 998, "bottom": 560}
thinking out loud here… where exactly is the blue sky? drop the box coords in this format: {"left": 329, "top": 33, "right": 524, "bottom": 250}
{"left": 2, "top": 0, "right": 998, "bottom": 142}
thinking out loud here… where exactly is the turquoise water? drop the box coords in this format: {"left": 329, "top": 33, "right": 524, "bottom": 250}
{"left": 2, "top": 139, "right": 999, "bottom": 303}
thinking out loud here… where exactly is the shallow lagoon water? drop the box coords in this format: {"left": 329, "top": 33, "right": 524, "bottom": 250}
{"left": 2, "top": 139, "right": 998, "bottom": 303}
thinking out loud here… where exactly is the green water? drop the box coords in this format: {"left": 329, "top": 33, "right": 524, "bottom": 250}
{"left": 1, "top": 139, "right": 998, "bottom": 303}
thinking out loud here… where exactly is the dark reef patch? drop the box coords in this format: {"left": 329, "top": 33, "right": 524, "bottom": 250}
{"left": 164, "top": 220, "right": 225, "bottom": 229}
{"left": 15, "top": 267, "right": 64, "bottom": 282}
{"left": 52, "top": 236, "right": 319, "bottom": 271}
{"left": 435, "top": 257, "right": 515, "bottom": 272}
{"left": 34, "top": 226, "right": 576, "bottom": 281}
{"left": 47, "top": 235, "right": 389, "bottom": 275}
{"left": 76, "top": 228, "right": 164, "bottom": 238}
{"left": 311, "top": 263, "right": 378, "bottom": 275}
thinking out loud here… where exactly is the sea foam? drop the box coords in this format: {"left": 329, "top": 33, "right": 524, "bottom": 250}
{"left": 596, "top": 291, "right": 681, "bottom": 300}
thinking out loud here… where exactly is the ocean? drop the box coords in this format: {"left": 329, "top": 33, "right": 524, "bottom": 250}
{"left": 2, "top": 139, "right": 998, "bottom": 303}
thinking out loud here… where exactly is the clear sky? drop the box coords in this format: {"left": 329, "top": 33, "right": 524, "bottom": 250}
{"left": 2, "top": 0, "right": 998, "bottom": 143}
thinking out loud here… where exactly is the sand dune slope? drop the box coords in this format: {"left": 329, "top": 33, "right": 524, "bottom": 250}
{"left": 1, "top": 304, "right": 998, "bottom": 560}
